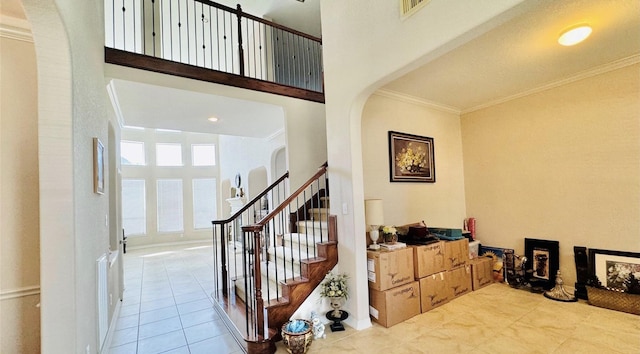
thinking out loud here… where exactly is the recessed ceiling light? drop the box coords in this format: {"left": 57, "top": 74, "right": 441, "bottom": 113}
{"left": 558, "top": 25, "right": 592, "bottom": 46}
{"left": 208, "top": 116, "right": 219, "bottom": 122}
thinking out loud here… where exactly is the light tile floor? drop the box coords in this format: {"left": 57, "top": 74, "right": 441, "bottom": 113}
{"left": 108, "top": 243, "right": 244, "bottom": 354}
{"left": 110, "top": 244, "right": 640, "bottom": 353}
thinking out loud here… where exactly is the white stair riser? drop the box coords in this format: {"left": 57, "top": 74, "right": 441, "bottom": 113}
{"left": 293, "top": 225, "right": 329, "bottom": 238}
{"left": 234, "top": 228, "right": 325, "bottom": 302}
{"left": 308, "top": 208, "right": 329, "bottom": 221}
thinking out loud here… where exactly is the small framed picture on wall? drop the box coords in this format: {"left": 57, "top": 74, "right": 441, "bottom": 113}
{"left": 93, "top": 137, "right": 105, "bottom": 195}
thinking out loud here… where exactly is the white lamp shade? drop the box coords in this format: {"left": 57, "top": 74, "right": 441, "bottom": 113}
{"left": 365, "top": 199, "right": 384, "bottom": 226}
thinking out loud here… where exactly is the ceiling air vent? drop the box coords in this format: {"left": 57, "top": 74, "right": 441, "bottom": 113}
{"left": 401, "top": 0, "right": 430, "bottom": 18}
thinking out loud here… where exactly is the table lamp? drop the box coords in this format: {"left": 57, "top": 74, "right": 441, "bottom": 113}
{"left": 365, "top": 199, "right": 384, "bottom": 250}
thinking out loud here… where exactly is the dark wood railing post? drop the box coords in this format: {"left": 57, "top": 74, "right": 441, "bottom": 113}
{"left": 220, "top": 223, "right": 228, "bottom": 296}
{"left": 236, "top": 4, "right": 245, "bottom": 76}
{"left": 243, "top": 224, "right": 265, "bottom": 338}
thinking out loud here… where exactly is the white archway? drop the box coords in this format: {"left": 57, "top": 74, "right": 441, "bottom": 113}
{"left": 20, "top": 0, "right": 75, "bottom": 352}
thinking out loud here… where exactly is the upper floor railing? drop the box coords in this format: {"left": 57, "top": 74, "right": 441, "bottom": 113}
{"left": 105, "top": 0, "right": 324, "bottom": 94}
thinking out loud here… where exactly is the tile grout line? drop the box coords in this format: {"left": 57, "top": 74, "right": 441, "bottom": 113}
{"left": 166, "top": 255, "right": 192, "bottom": 353}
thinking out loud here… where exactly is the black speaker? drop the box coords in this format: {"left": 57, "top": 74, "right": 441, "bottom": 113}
{"left": 574, "top": 246, "right": 589, "bottom": 300}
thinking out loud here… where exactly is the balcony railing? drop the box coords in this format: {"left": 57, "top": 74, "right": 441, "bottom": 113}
{"left": 105, "top": 0, "right": 324, "bottom": 99}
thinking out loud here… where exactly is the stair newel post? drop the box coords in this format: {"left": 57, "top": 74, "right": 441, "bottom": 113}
{"left": 243, "top": 224, "right": 265, "bottom": 338}
{"left": 236, "top": 4, "right": 245, "bottom": 76}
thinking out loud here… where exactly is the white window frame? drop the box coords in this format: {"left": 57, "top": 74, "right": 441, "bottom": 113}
{"left": 191, "top": 144, "right": 216, "bottom": 166}
{"left": 156, "top": 143, "right": 183, "bottom": 166}
{"left": 156, "top": 179, "right": 184, "bottom": 233}
{"left": 193, "top": 178, "right": 217, "bottom": 229}
{"left": 121, "top": 140, "right": 146, "bottom": 166}
{"left": 122, "top": 179, "right": 147, "bottom": 236}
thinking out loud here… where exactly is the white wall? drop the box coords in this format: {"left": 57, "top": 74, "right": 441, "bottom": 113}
{"left": 0, "top": 16, "right": 41, "bottom": 354}
{"left": 320, "top": 0, "right": 528, "bottom": 329}
{"left": 121, "top": 129, "right": 219, "bottom": 248}
{"left": 461, "top": 63, "right": 640, "bottom": 287}
{"left": 218, "top": 130, "right": 285, "bottom": 202}
{"left": 21, "top": 0, "right": 120, "bottom": 352}
{"left": 362, "top": 93, "right": 466, "bottom": 229}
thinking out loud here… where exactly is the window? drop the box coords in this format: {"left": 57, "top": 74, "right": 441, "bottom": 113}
{"left": 121, "top": 141, "right": 145, "bottom": 165}
{"left": 157, "top": 179, "right": 184, "bottom": 232}
{"left": 122, "top": 179, "right": 146, "bottom": 236}
{"left": 156, "top": 143, "right": 183, "bottom": 166}
{"left": 193, "top": 178, "right": 217, "bottom": 229}
{"left": 192, "top": 144, "right": 216, "bottom": 166}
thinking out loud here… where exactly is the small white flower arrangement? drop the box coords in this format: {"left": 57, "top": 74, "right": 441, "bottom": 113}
{"left": 381, "top": 225, "right": 398, "bottom": 244}
{"left": 381, "top": 225, "right": 397, "bottom": 235}
{"left": 319, "top": 272, "right": 349, "bottom": 299}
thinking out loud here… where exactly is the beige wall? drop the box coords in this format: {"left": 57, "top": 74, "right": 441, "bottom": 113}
{"left": 320, "top": 0, "right": 528, "bottom": 328}
{"left": 461, "top": 64, "right": 640, "bottom": 287}
{"left": 362, "top": 93, "right": 466, "bottom": 228}
{"left": 0, "top": 23, "right": 41, "bottom": 354}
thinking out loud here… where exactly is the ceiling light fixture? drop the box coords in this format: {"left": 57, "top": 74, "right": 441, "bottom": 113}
{"left": 558, "top": 25, "right": 592, "bottom": 46}
{"left": 208, "top": 116, "right": 219, "bottom": 122}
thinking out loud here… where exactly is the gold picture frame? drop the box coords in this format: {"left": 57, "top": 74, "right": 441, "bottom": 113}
{"left": 93, "top": 137, "right": 105, "bottom": 194}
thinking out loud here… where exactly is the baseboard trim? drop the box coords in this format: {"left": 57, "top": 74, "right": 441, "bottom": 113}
{"left": 100, "top": 298, "right": 122, "bottom": 354}
{"left": 126, "top": 239, "right": 211, "bottom": 252}
{"left": 0, "top": 285, "right": 41, "bottom": 301}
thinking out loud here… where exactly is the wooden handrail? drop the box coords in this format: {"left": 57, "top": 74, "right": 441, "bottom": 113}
{"left": 212, "top": 171, "right": 290, "bottom": 226}
{"left": 245, "top": 162, "right": 327, "bottom": 230}
{"left": 106, "top": 0, "right": 324, "bottom": 100}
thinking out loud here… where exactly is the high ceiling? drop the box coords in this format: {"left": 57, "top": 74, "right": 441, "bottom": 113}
{"left": 382, "top": 0, "right": 640, "bottom": 113}
{"left": 108, "top": 80, "right": 285, "bottom": 138}
{"left": 3, "top": 0, "right": 639, "bottom": 134}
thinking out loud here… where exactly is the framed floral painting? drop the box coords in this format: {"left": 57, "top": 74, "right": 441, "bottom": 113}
{"left": 388, "top": 131, "right": 435, "bottom": 183}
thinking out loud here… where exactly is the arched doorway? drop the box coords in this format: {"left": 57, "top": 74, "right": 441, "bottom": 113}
{"left": 272, "top": 146, "right": 287, "bottom": 181}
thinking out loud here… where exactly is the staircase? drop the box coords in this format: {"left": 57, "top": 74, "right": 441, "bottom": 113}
{"left": 211, "top": 163, "right": 336, "bottom": 354}
{"left": 234, "top": 198, "right": 333, "bottom": 303}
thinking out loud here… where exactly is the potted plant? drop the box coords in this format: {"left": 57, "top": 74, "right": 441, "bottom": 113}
{"left": 281, "top": 319, "right": 313, "bottom": 354}
{"left": 381, "top": 225, "right": 398, "bottom": 244}
{"left": 319, "top": 272, "right": 349, "bottom": 331}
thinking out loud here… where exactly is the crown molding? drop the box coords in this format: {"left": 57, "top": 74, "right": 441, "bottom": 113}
{"left": 0, "top": 15, "right": 32, "bottom": 42}
{"left": 463, "top": 54, "right": 640, "bottom": 114}
{"left": 266, "top": 128, "right": 284, "bottom": 141}
{"left": 373, "top": 89, "right": 461, "bottom": 114}
{"left": 0, "top": 285, "right": 40, "bottom": 301}
{"left": 375, "top": 55, "right": 640, "bottom": 116}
